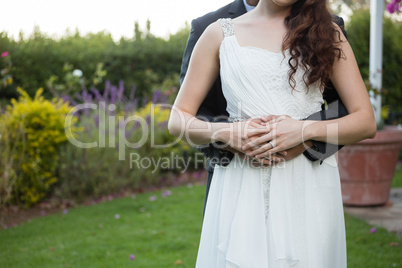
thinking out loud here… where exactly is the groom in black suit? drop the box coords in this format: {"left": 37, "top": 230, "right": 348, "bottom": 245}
{"left": 180, "top": 0, "right": 348, "bottom": 212}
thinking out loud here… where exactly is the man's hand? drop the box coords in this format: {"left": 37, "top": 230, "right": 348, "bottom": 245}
{"left": 220, "top": 117, "right": 262, "bottom": 151}
{"left": 219, "top": 117, "right": 286, "bottom": 166}
{"left": 221, "top": 143, "right": 285, "bottom": 167}
{"left": 281, "top": 141, "right": 313, "bottom": 161}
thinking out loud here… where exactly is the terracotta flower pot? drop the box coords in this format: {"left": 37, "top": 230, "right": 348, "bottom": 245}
{"left": 337, "top": 126, "right": 402, "bottom": 206}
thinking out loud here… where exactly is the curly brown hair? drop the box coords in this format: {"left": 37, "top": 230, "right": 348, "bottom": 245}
{"left": 282, "top": 0, "right": 344, "bottom": 91}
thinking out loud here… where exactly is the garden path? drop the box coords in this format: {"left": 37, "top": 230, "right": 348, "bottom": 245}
{"left": 344, "top": 188, "right": 402, "bottom": 237}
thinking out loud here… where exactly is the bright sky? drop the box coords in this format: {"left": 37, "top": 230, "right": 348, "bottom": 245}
{"left": 1, "top": 0, "right": 232, "bottom": 41}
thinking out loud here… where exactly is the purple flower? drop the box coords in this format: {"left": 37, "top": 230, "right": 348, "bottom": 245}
{"left": 133, "top": 98, "right": 139, "bottom": 108}
{"left": 118, "top": 81, "right": 125, "bottom": 101}
{"left": 149, "top": 195, "right": 157, "bottom": 202}
{"left": 81, "top": 89, "right": 93, "bottom": 104}
{"left": 129, "top": 254, "right": 135, "bottom": 261}
{"left": 63, "top": 209, "right": 68, "bottom": 214}
{"left": 370, "top": 227, "right": 377, "bottom": 233}
{"left": 387, "top": 0, "right": 401, "bottom": 13}
{"left": 40, "top": 210, "right": 46, "bottom": 216}
{"left": 152, "top": 90, "right": 162, "bottom": 104}
{"left": 161, "top": 190, "right": 172, "bottom": 198}
{"left": 110, "top": 85, "right": 118, "bottom": 104}
{"left": 193, "top": 171, "right": 204, "bottom": 179}
{"left": 103, "top": 80, "right": 111, "bottom": 99}
{"left": 90, "top": 87, "right": 103, "bottom": 102}
{"left": 1, "top": 51, "right": 8, "bottom": 58}
{"left": 129, "top": 85, "right": 137, "bottom": 101}
{"left": 115, "top": 214, "right": 120, "bottom": 219}
{"left": 124, "top": 103, "right": 133, "bottom": 115}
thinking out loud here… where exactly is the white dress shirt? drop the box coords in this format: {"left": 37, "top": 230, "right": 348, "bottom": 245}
{"left": 243, "top": 0, "right": 256, "bottom": 12}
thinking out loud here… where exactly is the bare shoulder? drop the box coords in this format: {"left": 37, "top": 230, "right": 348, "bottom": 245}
{"left": 190, "top": 20, "right": 225, "bottom": 57}
{"left": 201, "top": 20, "right": 225, "bottom": 43}
{"left": 332, "top": 22, "right": 347, "bottom": 42}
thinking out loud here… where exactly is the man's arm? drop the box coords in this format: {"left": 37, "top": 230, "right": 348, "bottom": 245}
{"left": 303, "top": 99, "right": 348, "bottom": 162}
{"left": 180, "top": 20, "right": 201, "bottom": 85}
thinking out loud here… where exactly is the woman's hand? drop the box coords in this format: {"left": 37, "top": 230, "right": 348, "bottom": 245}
{"left": 241, "top": 115, "right": 310, "bottom": 159}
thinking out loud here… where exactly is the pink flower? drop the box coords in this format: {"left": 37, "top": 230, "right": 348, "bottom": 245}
{"left": 1, "top": 51, "right": 8, "bottom": 58}
{"left": 63, "top": 209, "right": 68, "bottom": 214}
{"left": 161, "top": 190, "right": 172, "bottom": 198}
{"left": 149, "top": 195, "right": 157, "bottom": 202}
{"left": 129, "top": 254, "right": 135, "bottom": 260}
{"left": 115, "top": 214, "right": 120, "bottom": 219}
{"left": 193, "top": 171, "right": 204, "bottom": 179}
{"left": 370, "top": 227, "right": 377, "bottom": 233}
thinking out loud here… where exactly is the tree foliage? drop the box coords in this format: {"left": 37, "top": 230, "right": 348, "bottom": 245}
{"left": 347, "top": 9, "right": 402, "bottom": 112}
{"left": 0, "top": 22, "right": 190, "bottom": 99}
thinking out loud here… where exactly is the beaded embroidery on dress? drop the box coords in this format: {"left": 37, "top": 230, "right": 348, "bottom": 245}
{"left": 195, "top": 18, "right": 347, "bottom": 268}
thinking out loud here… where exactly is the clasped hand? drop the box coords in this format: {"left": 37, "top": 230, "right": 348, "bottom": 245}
{"left": 219, "top": 115, "right": 298, "bottom": 165}
{"left": 241, "top": 115, "right": 307, "bottom": 159}
{"left": 219, "top": 115, "right": 312, "bottom": 166}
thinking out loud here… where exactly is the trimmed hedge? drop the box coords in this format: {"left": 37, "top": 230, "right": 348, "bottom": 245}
{"left": 0, "top": 23, "right": 190, "bottom": 99}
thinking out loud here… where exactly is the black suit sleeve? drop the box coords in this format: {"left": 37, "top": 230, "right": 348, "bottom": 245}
{"left": 302, "top": 16, "right": 349, "bottom": 163}
{"left": 180, "top": 20, "right": 201, "bottom": 84}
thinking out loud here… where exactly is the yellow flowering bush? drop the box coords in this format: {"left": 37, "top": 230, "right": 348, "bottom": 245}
{"left": 126, "top": 102, "right": 197, "bottom": 182}
{"left": 0, "top": 88, "right": 78, "bottom": 206}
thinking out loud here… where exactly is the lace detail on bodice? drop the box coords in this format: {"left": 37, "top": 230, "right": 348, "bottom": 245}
{"left": 219, "top": 18, "right": 235, "bottom": 37}
{"left": 218, "top": 16, "right": 324, "bottom": 121}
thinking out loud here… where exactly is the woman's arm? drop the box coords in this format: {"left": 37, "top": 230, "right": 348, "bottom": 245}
{"left": 169, "top": 22, "right": 235, "bottom": 146}
{"left": 302, "top": 24, "right": 377, "bottom": 144}
{"left": 242, "top": 25, "right": 376, "bottom": 158}
{"left": 170, "top": 21, "right": 280, "bottom": 164}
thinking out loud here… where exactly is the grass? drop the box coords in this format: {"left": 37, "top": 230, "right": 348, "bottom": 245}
{"left": 0, "top": 183, "right": 401, "bottom": 267}
{"left": 345, "top": 214, "right": 401, "bottom": 267}
{"left": 0, "top": 185, "right": 205, "bottom": 267}
{"left": 392, "top": 163, "right": 402, "bottom": 188}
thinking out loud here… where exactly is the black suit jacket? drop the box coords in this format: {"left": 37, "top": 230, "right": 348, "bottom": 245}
{"left": 180, "top": 0, "right": 348, "bottom": 172}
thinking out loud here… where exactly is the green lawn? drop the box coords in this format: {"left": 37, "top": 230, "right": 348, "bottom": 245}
{"left": 392, "top": 163, "right": 402, "bottom": 188}
{"left": 0, "top": 183, "right": 401, "bottom": 267}
{"left": 0, "top": 185, "right": 204, "bottom": 268}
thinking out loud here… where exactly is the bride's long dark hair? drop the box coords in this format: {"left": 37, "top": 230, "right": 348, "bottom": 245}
{"left": 282, "top": 0, "right": 344, "bottom": 90}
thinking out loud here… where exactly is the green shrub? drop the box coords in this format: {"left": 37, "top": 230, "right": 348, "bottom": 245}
{"left": 0, "top": 23, "right": 189, "bottom": 100}
{"left": 132, "top": 102, "right": 198, "bottom": 176}
{"left": 347, "top": 9, "right": 402, "bottom": 112}
{"left": 0, "top": 115, "right": 23, "bottom": 206}
{"left": 0, "top": 88, "right": 78, "bottom": 206}
{"left": 54, "top": 101, "right": 198, "bottom": 203}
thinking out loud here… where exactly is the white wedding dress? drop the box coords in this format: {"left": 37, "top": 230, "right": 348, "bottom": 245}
{"left": 195, "top": 18, "right": 347, "bottom": 268}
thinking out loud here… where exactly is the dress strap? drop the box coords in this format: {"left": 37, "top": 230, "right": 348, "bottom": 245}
{"left": 219, "top": 18, "right": 235, "bottom": 37}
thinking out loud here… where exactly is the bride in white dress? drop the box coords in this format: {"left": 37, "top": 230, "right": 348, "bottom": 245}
{"left": 168, "top": 0, "right": 376, "bottom": 267}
